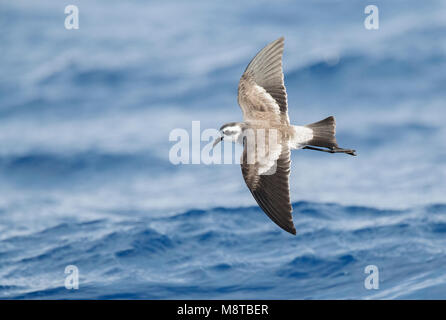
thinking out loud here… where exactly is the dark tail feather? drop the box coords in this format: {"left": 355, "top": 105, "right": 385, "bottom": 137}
{"left": 304, "top": 116, "right": 338, "bottom": 149}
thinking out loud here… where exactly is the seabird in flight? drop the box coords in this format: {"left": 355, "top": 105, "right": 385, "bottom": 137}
{"left": 213, "top": 37, "right": 356, "bottom": 235}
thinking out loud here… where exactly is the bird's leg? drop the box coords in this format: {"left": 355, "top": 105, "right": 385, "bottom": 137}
{"left": 303, "top": 146, "right": 356, "bottom": 156}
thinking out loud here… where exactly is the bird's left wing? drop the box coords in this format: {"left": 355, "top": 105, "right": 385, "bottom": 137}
{"left": 238, "top": 37, "right": 289, "bottom": 125}
{"left": 241, "top": 140, "right": 295, "bottom": 235}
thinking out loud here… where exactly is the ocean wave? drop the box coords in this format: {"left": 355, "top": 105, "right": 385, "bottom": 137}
{"left": 1, "top": 201, "right": 446, "bottom": 299}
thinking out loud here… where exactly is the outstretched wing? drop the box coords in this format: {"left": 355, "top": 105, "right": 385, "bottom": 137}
{"left": 238, "top": 37, "right": 289, "bottom": 124}
{"left": 241, "top": 140, "right": 295, "bottom": 235}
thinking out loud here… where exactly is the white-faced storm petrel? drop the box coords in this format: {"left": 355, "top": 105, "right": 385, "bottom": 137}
{"left": 213, "top": 37, "right": 356, "bottom": 235}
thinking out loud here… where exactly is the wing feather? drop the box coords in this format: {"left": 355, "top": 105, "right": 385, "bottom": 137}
{"left": 238, "top": 37, "right": 289, "bottom": 124}
{"left": 241, "top": 142, "right": 296, "bottom": 235}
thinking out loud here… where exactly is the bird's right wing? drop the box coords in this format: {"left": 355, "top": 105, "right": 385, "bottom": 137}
{"left": 241, "top": 140, "right": 296, "bottom": 235}
{"left": 237, "top": 37, "right": 289, "bottom": 125}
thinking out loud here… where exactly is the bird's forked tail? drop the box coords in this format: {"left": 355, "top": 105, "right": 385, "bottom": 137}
{"left": 304, "top": 116, "right": 356, "bottom": 156}
{"left": 305, "top": 116, "right": 337, "bottom": 149}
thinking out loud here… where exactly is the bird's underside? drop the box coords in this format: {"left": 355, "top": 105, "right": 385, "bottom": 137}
{"left": 233, "top": 37, "right": 356, "bottom": 235}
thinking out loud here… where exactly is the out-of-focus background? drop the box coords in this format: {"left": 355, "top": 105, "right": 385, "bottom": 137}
{"left": 0, "top": 0, "right": 445, "bottom": 299}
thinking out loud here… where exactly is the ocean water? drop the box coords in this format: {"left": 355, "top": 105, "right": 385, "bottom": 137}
{"left": 0, "top": 0, "right": 445, "bottom": 299}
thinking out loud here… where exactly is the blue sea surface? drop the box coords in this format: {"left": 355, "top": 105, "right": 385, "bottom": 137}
{"left": 0, "top": 0, "right": 446, "bottom": 299}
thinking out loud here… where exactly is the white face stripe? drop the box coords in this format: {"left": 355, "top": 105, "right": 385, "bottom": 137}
{"left": 222, "top": 125, "right": 242, "bottom": 135}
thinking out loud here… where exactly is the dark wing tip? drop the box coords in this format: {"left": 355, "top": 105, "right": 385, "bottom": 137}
{"left": 280, "top": 219, "right": 296, "bottom": 235}
{"left": 251, "top": 189, "right": 296, "bottom": 236}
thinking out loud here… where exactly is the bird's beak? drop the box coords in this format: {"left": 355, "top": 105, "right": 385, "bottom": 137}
{"left": 212, "top": 136, "right": 223, "bottom": 149}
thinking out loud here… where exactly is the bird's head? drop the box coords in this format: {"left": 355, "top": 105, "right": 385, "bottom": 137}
{"left": 212, "top": 122, "right": 244, "bottom": 148}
